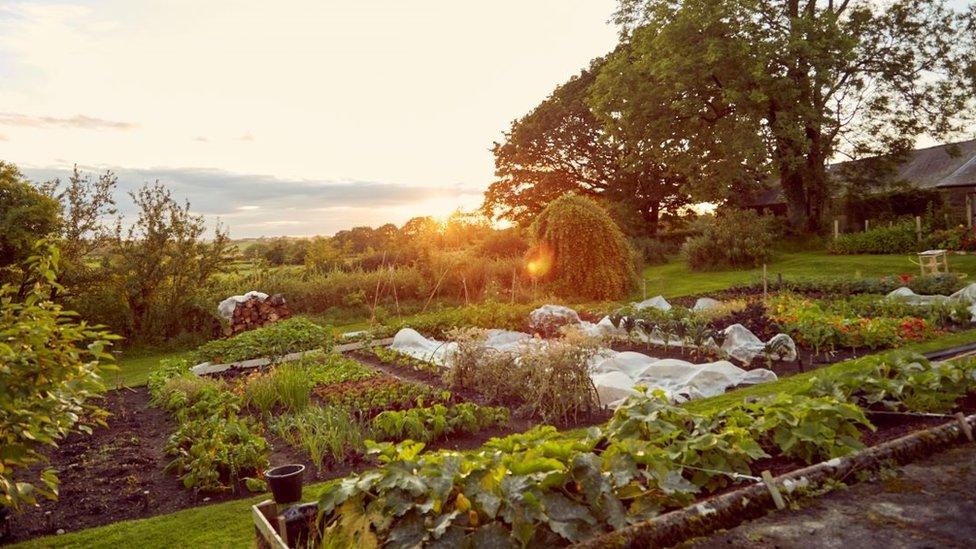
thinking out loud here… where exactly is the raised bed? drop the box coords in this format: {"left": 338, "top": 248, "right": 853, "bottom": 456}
{"left": 252, "top": 411, "right": 976, "bottom": 548}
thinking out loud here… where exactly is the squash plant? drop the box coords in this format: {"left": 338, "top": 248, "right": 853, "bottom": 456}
{"left": 0, "top": 242, "right": 117, "bottom": 511}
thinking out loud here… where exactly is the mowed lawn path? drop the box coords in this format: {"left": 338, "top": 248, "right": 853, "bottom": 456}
{"left": 641, "top": 251, "right": 976, "bottom": 298}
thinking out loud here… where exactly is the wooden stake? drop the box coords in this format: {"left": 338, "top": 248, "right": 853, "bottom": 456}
{"left": 422, "top": 268, "right": 449, "bottom": 314}
{"left": 461, "top": 275, "right": 469, "bottom": 306}
{"left": 511, "top": 266, "right": 517, "bottom": 304}
{"left": 833, "top": 218, "right": 839, "bottom": 240}
{"left": 388, "top": 266, "right": 400, "bottom": 318}
{"left": 761, "top": 470, "right": 786, "bottom": 510}
{"left": 864, "top": 219, "right": 870, "bottom": 232}
{"left": 762, "top": 264, "right": 768, "bottom": 299}
{"left": 954, "top": 412, "right": 973, "bottom": 442}
{"left": 915, "top": 216, "right": 922, "bottom": 242}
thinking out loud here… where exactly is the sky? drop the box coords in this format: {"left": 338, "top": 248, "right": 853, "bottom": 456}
{"left": 0, "top": 0, "right": 621, "bottom": 237}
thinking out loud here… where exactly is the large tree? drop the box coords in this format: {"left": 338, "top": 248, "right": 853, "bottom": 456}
{"left": 591, "top": 0, "right": 976, "bottom": 232}
{"left": 484, "top": 59, "right": 688, "bottom": 236}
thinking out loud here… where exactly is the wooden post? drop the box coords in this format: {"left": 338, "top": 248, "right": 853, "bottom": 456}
{"left": 833, "top": 218, "right": 839, "bottom": 240}
{"left": 864, "top": 219, "right": 870, "bottom": 232}
{"left": 642, "top": 278, "right": 647, "bottom": 300}
{"left": 967, "top": 194, "right": 973, "bottom": 228}
{"left": 762, "top": 264, "right": 768, "bottom": 299}
{"left": 915, "top": 216, "right": 922, "bottom": 242}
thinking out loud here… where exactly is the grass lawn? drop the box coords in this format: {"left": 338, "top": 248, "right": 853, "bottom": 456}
{"left": 104, "top": 349, "right": 188, "bottom": 388}
{"left": 640, "top": 250, "right": 976, "bottom": 299}
{"left": 18, "top": 328, "right": 976, "bottom": 549}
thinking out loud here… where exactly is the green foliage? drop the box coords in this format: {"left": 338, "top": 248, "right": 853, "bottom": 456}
{"left": 164, "top": 415, "right": 269, "bottom": 492}
{"left": 192, "top": 317, "right": 332, "bottom": 364}
{"left": 306, "top": 353, "right": 379, "bottom": 385}
{"left": 529, "top": 193, "right": 638, "bottom": 300}
{"left": 272, "top": 406, "right": 364, "bottom": 469}
{"left": 682, "top": 210, "right": 776, "bottom": 270}
{"left": 0, "top": 242, "right": 117, "bottom": 510}
{"left": 804, "top": 352, "right": 976, "bottom": 413}
{"left": 148, "top": 359, "right": 270, "bottom": 492}
{"left": 243, "top": 362, "right": 314, "bottom": 415}
{"left": 828, "top": 220, "right": 920, "bottom": 254}
{"left": 317, "top": 388, "right": 876, "bottom": 546}
{"left": 319, "top": 378, "right": 454, "bottom": 419}
{"left": 378, "top": 301, "right": 536, "bottom": 339}
{"left": 370, "top": 403, "right": 510, "bottom": 444}
{"left": 368, "top": 346, "right": 442, "bottom": 375}
{"left": 737, "top": 394, "right": 871, "bottom": 463}
{"left": 768, "top": 293, "right": 939, "bottom": 354}
{"left": 0, "top": 163, "right": 60, "bottom": 273}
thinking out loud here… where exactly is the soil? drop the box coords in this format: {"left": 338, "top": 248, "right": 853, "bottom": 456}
{"left": 4, "top": 388, "right": 245, "bottom": 544}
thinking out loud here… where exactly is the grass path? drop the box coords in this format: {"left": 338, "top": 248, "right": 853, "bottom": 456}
{"left": 640, "top": 251, "right": 976, "bottom": 298}
{"left": 16, "top": 328, "right": 976, "bottom": 549}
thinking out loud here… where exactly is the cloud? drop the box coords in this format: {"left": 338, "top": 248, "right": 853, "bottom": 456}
{"left": 193, "top": 136, "right": 209, "bottom": 142}
{"left": 18, "top": 164, "right": 483, "bottom": 238}
{"left": 0, "top": 112, "right": 137, "bottom": 130}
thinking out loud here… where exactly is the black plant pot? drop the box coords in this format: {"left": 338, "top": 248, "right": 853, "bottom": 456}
{"left": 265, "top": 464, "right": 305, "bottom": 504}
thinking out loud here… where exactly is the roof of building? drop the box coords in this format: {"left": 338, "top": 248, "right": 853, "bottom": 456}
{"left": 751, "top": 139, "right": 976, "bottom": 206}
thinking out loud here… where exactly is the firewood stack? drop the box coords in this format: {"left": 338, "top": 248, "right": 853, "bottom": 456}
{"left": 226, "top": 294, "right": 291, "bottom": 335}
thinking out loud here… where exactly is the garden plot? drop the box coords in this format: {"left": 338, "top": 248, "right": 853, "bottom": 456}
{"left": 305, "top": 352, "right": 976, "bottom": 548}
{"left": 4, "top": 326, "right": 521, "bottom": 543}
{"left": 385, "top": 326, "right": 778, "bottom": 408}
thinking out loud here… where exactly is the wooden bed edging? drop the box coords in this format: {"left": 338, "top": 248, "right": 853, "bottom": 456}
{"left": 573, "top": 412, "right": 976, "bottom": 549}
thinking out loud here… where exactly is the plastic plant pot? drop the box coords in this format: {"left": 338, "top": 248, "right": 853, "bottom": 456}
{"left": 265, "top": 464, "right": 305, "bottom": 504}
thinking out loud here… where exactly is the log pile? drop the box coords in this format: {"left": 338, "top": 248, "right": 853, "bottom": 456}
{"left": 226, "top": 294, "right": 291, "bottom": 335}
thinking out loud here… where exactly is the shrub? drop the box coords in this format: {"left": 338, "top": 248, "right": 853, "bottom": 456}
{"left": 0, "top": 243, "right": 117, "bottom": 510}
{"left": 828, "top": 219, "right": 919, "bottom": 254}
{"left": 529, "top": 194, "right": 638, "bottom": 300}
{"left": 682, "top": 209, "right": 775, "bottom": 270}
{"left": 191, "top": 317, "right": 332, "bottom": 364}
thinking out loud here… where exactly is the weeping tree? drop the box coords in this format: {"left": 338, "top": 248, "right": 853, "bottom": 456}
{"left": 591, "top": 0, "right": 976, "bottom": 233}
{"left": 528, "top": 194, "right": 638, "bottom": 300}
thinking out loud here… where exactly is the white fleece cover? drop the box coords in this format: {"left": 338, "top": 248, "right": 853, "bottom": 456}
{"left": 886, "top": 282, "right": 976, "bottom": 321}
{"left": 634, "top": 295, "right": 672, "bottom": 311}
{"left": 389, "top": 328, "right": 777, "bottom": 408}
{"left": 217, "top": 290, "right": 269, "bottom": 319}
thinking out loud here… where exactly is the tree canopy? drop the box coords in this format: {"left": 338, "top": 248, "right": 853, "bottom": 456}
{"left": 590, "top": 0, "right": 976, "bottom": 232}
{"left": 0, "top": 163, "right": 59, "bottom": 274}
{"left": 484, "top": 59, "right": 688, "bottom": 236}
